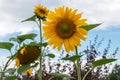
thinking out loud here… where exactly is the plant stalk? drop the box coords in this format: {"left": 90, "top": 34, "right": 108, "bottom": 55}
{"left": 38, "top": 19, "right": 43, "bottom": 80}
{"left": 82, "top": 67, "right": 93, "bottom": 80}
{"left": 75, "top": 46, "right": 81, "bottom": 80}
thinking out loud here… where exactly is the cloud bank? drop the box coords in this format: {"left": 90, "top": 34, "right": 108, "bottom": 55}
{"left": 0, "top": 0, "right": 120, "bottom": 37}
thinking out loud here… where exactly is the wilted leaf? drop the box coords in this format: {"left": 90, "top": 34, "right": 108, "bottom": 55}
{"left": 92, "top": 58, "right": 117, "bottom": 68}
{"left": 0, "top": 42, "right": 13, "bottom": 51}
{"left": 22, "top": 15, "right": 36, "bottom": 22}
{"left": 61, "top": 55, "right": 82, "bottom": 63}
{"left": 79, "top": 24, "right": 101, "bottom": 31}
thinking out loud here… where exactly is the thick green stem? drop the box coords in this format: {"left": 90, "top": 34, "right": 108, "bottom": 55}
{"left": 82, "top": 67, "right": 93, "bottom": 80}
{"left": 75, "top": 46, "right": 81, "bottom": 80}
{"left": 38, "top": 19, "right": 43, "bottom": 80}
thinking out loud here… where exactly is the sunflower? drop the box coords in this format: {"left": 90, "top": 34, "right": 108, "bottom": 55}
{"left": 34, "top": 4, "right": 49, "bottom": 18}
{"left": 43, "top": 6, "right": 88, "bottom": 52}
{"left": 15, "top": 46, "right": 40, "bottom": 67}
{"left": 15, "top": 46, "right": 40, "bottom": 75}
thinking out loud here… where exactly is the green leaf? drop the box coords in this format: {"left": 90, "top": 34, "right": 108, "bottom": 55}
{"left": 5, "top": 76, "right": 17, "bottom": 80}
{"left": 46, "top": 54, "right": 55, "bottom": 58}
{"left": 31, "top": 62, "right": 39, "bottom": 68}
{"left": 41, "top": 42, "right": 48, "bottom": 47}
{"left": 22, "top": 15, "right": 36, "bottom": 22}
{"left": 18, "top": 64, "right": 30, "bottom": 74}
{"left": 5, "top": 68, "right": 16, "bottom": 74}
{"left": 61, "top": 55, "right": 83, "bottom": 63}
{"left": 17, "top": 33, "right": 37, "bottom": 43}
{"left": 79, "top": 24, "right": 101, "bottom": 31}
{"left": 50, "top": 73, "right": 73, "bottom": 79}
{"left": 9, "top": 37, "right": 20, "bottom": 44}
{"left": 0, "top": 42, "right": 13, "bottom": 51}
{"left": 92, "top": 58, "right": 117, "bottom": 68}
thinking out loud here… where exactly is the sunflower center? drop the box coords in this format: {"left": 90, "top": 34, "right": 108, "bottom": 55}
{"left": 56, "top": 19, "right": 76, "bottom": 39}
{"left": 39, "top": 9, "right": 45, "bottom": 14}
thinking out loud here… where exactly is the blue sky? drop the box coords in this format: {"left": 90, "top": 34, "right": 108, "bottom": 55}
{"left": 0, "top": 0, "right": 120, "bottom": 62}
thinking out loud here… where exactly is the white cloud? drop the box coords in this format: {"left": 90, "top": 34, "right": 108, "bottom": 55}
{"left": 0, "top": 12, "right": 37, "bottom": 37}
{"left": 0, "top": 0, "right": 120, "bottom": 36}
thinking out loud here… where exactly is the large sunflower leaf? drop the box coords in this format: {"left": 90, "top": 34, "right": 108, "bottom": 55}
{"left": 0, "top": 42, "right": 13, "bottom": 51}
{"left": 61, "top": 55, "right": 83, "bottom": 63}
{"left": 9, "top": 37, "right": 20, "bottom": 44}
{"left": 92, "top": 58, "right": 117, "bottom": 68}
{"left": 21, "top": 15, "right": 36, "bottom": 22}
{"left": 17, "top": 33, "right": 37, "bottom": 43}
{"left": 79, "top": 24, "right": 101, "bottom": 31}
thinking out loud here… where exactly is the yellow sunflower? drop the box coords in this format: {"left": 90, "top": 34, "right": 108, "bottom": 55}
{"left": 15, "top": 46, "right": 40, "bottom": 67}
{"left": 34, "top": 4, "right": 49, "bottom": 18}
{"left": 15, "top": 46, "right": 40, "bottom": 75}
{"left": 43, "top": 6, "right": 88, "bottom": 52}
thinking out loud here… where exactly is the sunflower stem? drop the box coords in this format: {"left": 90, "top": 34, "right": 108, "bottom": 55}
{"left": 75, "top": 46, "right": 81, "bottom": 80}
{"left": 38, "top": 19, "right": 43, "bottom": 80}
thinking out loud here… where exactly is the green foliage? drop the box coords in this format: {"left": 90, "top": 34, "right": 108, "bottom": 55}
{"left": 18, "top": 63, "right": 39, "bottom": 74}
{"left": 5, "top": 76, "right": 17, "bottom": 80}
{"left": 79, "top": 24, "right": 101, "bottom": 31}
{"left": 46, "top": 53, "right": 55, "bottom": 58}
{"left": 9, "top": 37, "right": 20, "bottom": 44}
{"left": 21, "top": 15, "right": 36, "bottom": 22}
{"left": 9, "top": 33, "right": 37, "bottom": 44}
{"left": 5, "top": 68, "right": 16, "bottom": 74}
{"left": 31, "top": 62, "right": 39, "bottom": 68}
{"left": 0, "top": 42, "right": 13, "bottom": 51}
{"left": 50, "top": 73, "right": 73, "bottom": 80}
{"left": 41, "top": 42, "right": 48, "bottom": 47}
{"left": 92, "top": 58, "right": 117, "bottom": 68}
{"left": 108, "top": 64, "right": 120, "bottom": 80}
{"left": 61, "top": 55, "right": 82, "bottom": 63}
{"left": 18, "top": 64, "right": 31, "bottom": 74}
{"left": 17, "top": 33, "right": 37, "bottom": 42}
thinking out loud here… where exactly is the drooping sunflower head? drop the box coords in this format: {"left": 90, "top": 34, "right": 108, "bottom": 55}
{"left": 34, "top": 4, "right": 49, "bottom": 19}
{"left": 15, "top": 46, "right": 40, "bottom": 67}
{"left": 43, "top": 6, "right": 88, "bottom": 52}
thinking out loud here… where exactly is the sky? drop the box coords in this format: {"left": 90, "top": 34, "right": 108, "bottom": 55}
{"left": 0, "top": 0, "right": 120, "bottom": 66}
